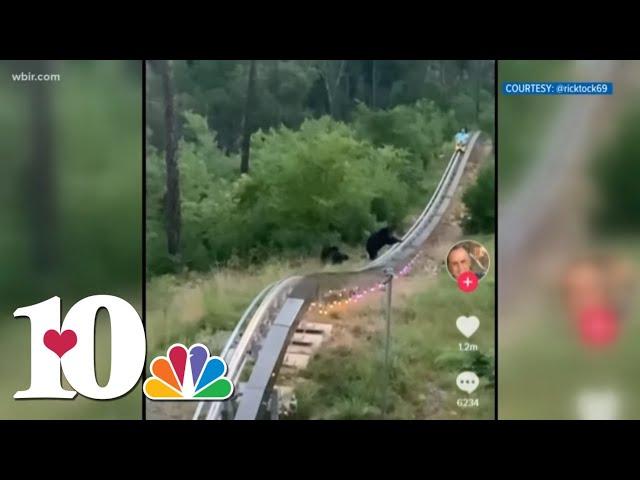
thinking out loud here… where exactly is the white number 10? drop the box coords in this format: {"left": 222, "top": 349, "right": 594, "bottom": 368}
{"left": 14, "top": 295, "right": 146, "bottom": 400}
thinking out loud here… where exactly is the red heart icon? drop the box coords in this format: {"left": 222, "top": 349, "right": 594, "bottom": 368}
{"left": 43, "top": 329, "right": 77, "bottom": 358}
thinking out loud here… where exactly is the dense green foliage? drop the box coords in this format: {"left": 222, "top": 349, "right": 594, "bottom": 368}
{"left": 352, "top": 100, "right": 456, "bottom": 170}
{"left": 147, "top": 60, "right": 494, "bottom": 152}
{"left": 147, "top": 60, "right": 494, "bottom": 275}
{"left": 592, "top": 108, "right": 640, "bottom": 234}
{"left": 462, "top": 163, "right": 495, "bottom": 234}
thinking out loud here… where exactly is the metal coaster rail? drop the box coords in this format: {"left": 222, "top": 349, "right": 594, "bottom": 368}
{"left": 193, "top": 131, "right": 483, "bottom": 420}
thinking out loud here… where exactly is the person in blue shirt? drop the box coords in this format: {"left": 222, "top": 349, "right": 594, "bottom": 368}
{"left": 455, "top": 127, "right": 470, "bottom": 152}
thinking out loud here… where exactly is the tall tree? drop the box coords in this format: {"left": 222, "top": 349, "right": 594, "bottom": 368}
{"left": 272, "top": 60, "right": 281, "bottom": 124}
{"left": 240, "top": 60, "right": 257, "bottom": 174}
{"left": 28, "top": 59, "right": 56, "bottom": 271}
{"left": 159, "top": 59, "right": 181, "bottom": 256}
{"left": 475, "top": 60, "right": 481, "bottom": 122}
{"left": 316, "top": 60, "right": 347, "bottom": 118}
{"left": 371, "top": 60, "right": 377, "bottom": 108}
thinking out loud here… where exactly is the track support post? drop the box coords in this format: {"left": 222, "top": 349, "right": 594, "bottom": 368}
{"left": 381, "top": 267, "right": 394, "bottom": 418}
{"left": 269, "top": 388, "right": 280, "bottom": 420}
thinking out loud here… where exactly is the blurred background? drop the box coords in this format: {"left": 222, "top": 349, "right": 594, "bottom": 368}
{"left": 0, "top": 60, "right": 142, "bottom": 419}
{"left": 498, "top": 60, "right": 640, "bottom": 419}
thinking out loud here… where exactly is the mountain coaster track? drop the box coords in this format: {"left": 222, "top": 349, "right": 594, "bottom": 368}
{"left": 193, "top": 130, "right": 485, "bottom": 420}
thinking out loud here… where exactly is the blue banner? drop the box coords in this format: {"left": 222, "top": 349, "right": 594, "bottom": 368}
{"left": 502, "top": 82, "right": 613, "bottom": 95}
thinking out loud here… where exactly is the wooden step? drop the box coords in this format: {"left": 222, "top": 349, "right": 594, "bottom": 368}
{"left": 292, "top": 332, "right": 324, "bottom": 349}
{"left": 296, "top": 322, "right": 333, "bottom": 336}
{"left": 283, "top": 352, "right": 310, "bottom": 369}
{"left": 286, "top": 344, "right": 315, "bottom": 355}
{"left": 282, "top": 322, "right": 333, "bottom": 371}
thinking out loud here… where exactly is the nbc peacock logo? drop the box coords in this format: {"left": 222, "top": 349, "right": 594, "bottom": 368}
{"left": 143, "top": 343, "right": 234, "bottom": 400}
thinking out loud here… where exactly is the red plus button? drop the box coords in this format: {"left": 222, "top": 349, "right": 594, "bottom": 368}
{"left": 457, "top": 271, "right": 478, "bottom": 293}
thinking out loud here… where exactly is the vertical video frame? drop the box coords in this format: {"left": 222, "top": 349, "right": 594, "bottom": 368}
{"left": 144, "top": 60, "right": 495, "bottom": 420}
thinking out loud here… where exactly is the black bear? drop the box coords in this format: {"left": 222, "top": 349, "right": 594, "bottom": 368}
{"left": 321, "top": 246, "right": 350, "bottom": 264}
{"left": 366, "top": 227, "right": 401, "bottom": 260}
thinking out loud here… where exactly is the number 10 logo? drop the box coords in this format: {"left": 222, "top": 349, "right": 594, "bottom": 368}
{"left": 14, "top": 296, "right": 146, "bottom": 400}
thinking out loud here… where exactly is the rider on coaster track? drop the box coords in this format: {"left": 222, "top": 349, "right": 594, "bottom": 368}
{"left": 455, "top": 127, "right": 470, "bottom": 152}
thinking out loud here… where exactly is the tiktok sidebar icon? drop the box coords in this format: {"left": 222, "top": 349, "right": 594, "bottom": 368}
{"left": 457, "top": 271, "right": 478, "bottom": 293}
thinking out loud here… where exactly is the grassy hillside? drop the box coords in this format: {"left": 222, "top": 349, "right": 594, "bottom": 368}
{"left": 290, "top": 234, "right": 495, "bottom": 420}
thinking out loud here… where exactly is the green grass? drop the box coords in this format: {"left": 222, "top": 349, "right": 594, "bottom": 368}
{"left": 146, "top": 258, "right": 325, "bottom": 361}
{"left": 499, "top": 237, "right": 640, "bottom": 419}
{"left": 144, "top": 144, "right": 494, "bottom": 418}
{"left": 0, "top": 291, "right": 141, "bottom": 419}
{"left": 290, "top": 234, "right": 495, "bottom": 420}
{"left": 499, "top": 312, "right": 640, "bottom": 419}
{"left": 146, "top": 226, "right": 495, "bottom": 420}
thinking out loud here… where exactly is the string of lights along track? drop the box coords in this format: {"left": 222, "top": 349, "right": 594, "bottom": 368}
{"left": 308, "top": 253, "right": 421, "bottom": 316}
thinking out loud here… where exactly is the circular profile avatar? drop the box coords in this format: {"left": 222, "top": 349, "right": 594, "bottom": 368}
{"left": 446, "top": 240, "right": 490, "bottom": 281}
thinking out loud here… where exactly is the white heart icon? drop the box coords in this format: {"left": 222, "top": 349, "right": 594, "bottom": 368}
{"left": 456, "top": 316, "right": 479, "bottom": 338}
